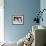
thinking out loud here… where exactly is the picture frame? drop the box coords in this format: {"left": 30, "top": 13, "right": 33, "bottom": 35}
{"left": 12, "top": 16, "right": 24, "bottom": 25}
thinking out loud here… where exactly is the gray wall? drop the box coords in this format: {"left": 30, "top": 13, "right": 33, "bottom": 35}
{"left": 40, "top": 0, "right": 46, "bottom": 27}
{"left": 4, "top": 0, "right": 40, "bottom": 42}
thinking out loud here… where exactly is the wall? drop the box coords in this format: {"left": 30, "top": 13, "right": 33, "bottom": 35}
{"left": 40, "top": 0, "right": 46, "bottom": 26}
{"left": 4, "top": 0, "right": 40, "bottom": 42}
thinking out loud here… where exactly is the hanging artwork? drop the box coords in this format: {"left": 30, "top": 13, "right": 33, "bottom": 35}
{"left": 12, "top": 16, "right": 24, "bottom": 25}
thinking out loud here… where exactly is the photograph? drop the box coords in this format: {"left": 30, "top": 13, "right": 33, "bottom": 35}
{"left": 13, "top": 16, "right": 24, "bottom": 24}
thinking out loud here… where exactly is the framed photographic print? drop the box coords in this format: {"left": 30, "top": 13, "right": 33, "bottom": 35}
{"left": 13, "top": 16, "right": 24, "bottom": 25}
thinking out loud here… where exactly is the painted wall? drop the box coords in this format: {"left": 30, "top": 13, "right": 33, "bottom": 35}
{"left": 4, "top": 0, "right": 40, "bottom": 42}
{"left": 40, "top": 0, "right": 46, "bottom": 27}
